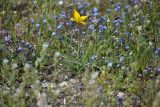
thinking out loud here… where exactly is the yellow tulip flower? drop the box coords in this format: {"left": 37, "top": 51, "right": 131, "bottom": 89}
{"left": 70, "top": 9, "right": 88, "bottom": 25}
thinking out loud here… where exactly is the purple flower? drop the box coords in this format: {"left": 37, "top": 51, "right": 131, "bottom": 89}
{"left": 141, "top": 16, "right": 145, "bottom": 22}
{"left": 17, "top": 46, "right": 23, "bottom": 53}
{"left": 54, "top": 16, "right": 58, "bottom": 20}
{"left": 31, "top": 18, "right": 34, "bottom": 24}
{"left": 97, "top": 86, "right": 103, "bottom": 93}
{"left": 4, "top": 35, "right": 12, "bottom": 44}
{"left": 86, "top": 2, "right": 90, "bottom": 7}
{"left": 60, "top": 11, "right": 67, "bottom": 20}
{"left": 43, "top": 19, "right": 47, "bottom": 23}
{"left": 117, "top": 92, "right": 124, "bottom": 106}
{"left": 117, "top": 63, "right": 121, "bottom": 68}
{"left": 114, "top": 3, "right": 122, "bottom": 12}
{"left": 36, "top": 23, "right": 40, "bottom": 28}
{"left": 5, "top": 36, "right": 9, "bottom": 42}
{"left": 93, "top": 7, "right": 98, "bottom": 13}
{"left": 89, "top": 24, "right": 95, "bottom": 32}
{"left": 99, "top": 25, "right": 107, "bottom": 31}
{"left": 155, "top": 48, "right": 160, "bottom": 56}
{"left": 20, "top": 40, "right": 25, "bottom": 46}
{"left": 137, "top": 74, "right": 142, "bottom": 78}
{"left": 125, "top": 5, "right": 130, "bottom": 10}
{"left": 131, "top": 0, "right": 139, "bottom": 4}
{"left": 66, "top": 22, "right": 70, "bottom": 26}
{"left": 125, "top": 46, "right": 130, "bottom": 50}
{"left": 78, "top": 4, "right": 83, "bottom": 10}
{"left": 73, "top": 0, "right": 78, "bottom": 3}
{"left": 113, "top": 18, "right": 123, "bottom": 28}
{"left": 74, "top": 28, "right": 78, "bottom": 32}
{"left": 79, "top": 82, "right": 84, "bottom": 91}
{"left": 114, "top": 30, "right": 119, "bottom": 34}
{"left": 147, "top": 67, "right": 152, "bottom": 72}
{"left": 157, "top": 67, "right": 160, "bottom": 73}
{"left": 92, "top": 17, "right": 99, "bottom": 23}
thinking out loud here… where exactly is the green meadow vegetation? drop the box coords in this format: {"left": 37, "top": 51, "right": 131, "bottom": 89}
{"left": 0, "top": 0, "right": 160, "bottom": 106}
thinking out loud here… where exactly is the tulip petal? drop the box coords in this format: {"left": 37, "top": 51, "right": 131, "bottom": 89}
{"left": 70, "top": 18, "right": 75, "bottom": 21}
{"left": 73, "top": 9, "right": 80, "bottom": 21}
{"left": 80, "top": 22, "right": 86, "bottom": 25}
{"left": 70, "top": 18, "right": 79, "bottom": 23}
{"left": 79, "top": 16, "right": 88, "bottom": 22}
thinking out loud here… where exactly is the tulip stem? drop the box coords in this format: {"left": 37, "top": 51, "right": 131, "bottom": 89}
{"left": 77, "top": 28, "right": 80, "bottom": 59}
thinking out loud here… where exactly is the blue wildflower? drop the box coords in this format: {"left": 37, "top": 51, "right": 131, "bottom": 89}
{"left": 31, "top": 18, "right": 34, "bottom": 24}
{"left": 36, "top": 23, "right": 40, "bottom": 28}
{"left": 43, "top": 19, "right": 47, "bottom": 23}
{"left": 157, "top": 67, "right": 160, "bottom": 73}
{"left": 117, "top": 63, "right": 121, "bottom": 68}
{"left": 54, "top": 16, "right": 58, "bottom": 20}
{"left": 93, "top": 7, "right": 98, "bottom": 13}
{"left": 155, "top": 48, "right": 160, "bottom": 56}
